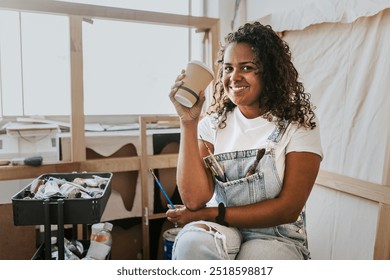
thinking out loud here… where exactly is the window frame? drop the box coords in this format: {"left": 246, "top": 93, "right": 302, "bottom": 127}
{"left": 0, "top": 0, "right": 220, "bottom": 161}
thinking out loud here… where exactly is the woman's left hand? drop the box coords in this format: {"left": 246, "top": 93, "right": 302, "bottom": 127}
{"left": 166, "top": 205, "right": 195, "bottom": 227}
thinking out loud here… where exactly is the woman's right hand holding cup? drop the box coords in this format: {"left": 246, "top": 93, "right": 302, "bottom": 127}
{"left": 169, "top": 70, "right": 206, "bottom": 123}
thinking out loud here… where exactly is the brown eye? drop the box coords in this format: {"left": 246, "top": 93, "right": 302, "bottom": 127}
{"left": 242, "top": 65, "right": 256, "bottom": 71}
{"left": 223, "top": 66, "right": 233, "bottom": 73}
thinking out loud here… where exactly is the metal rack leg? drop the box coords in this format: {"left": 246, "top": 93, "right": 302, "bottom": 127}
{"left": 57, "top": 199, "right": 64, "bottom": 260}
{"left": 83, "top": 224, "right": 89, "bottom": 240}
{"left": 72, "top": 224, "right": 78, "bottom": 240}
{"left": 43, "top": 199, "right": 51, "bottom": 260}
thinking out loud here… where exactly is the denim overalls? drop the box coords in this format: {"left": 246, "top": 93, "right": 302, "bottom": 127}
{"left": 172, "top": 122, "right": 310, "bottom": 260}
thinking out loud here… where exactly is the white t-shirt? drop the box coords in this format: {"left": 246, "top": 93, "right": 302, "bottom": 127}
{"left": 198, "top": 108, "right": 323, "bottom": 182}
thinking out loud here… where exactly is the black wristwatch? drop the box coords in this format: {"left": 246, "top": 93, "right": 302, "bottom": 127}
{"left": 215, "top": 202, "right": 229, "bottom": 226}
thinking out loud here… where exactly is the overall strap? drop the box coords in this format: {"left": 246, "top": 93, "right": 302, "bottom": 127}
{"left": 267, "top": 120, "right": 291, "bottom": 145}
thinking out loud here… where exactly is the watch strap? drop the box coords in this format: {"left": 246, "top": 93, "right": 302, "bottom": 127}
{"left": 215, "top": 202, "right": 228, "bottom": 226}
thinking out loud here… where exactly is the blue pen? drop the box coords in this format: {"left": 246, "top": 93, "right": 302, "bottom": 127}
{"left": 149, "top": 168, "right": 175, "bottom": 209}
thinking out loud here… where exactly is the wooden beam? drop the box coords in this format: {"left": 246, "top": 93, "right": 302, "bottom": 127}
{"left": 139, "top": 116, "right": 151, "bottom": 260}
{"left": 316, "top": 170, "right": 390, "bottom": 204}
{"left": 147, "top": 154, "right": 178, "bottom": 169}
{"left": 374, "top": 203, "right": 390, "bottom": 259}
{"left": 0, "top": 154, "right": 178, "bottom": 182}
{"left": 0, "top": 0, "right": 219, "bottom": 29}
{"left": 210, "top": 22, "right": 221, "bottom": 75}
{"left": 0, "top": 157, "right": 140, "bottom": 181}
{"left": 0, "top": 162, "right": 81, "bottom": 180}
{"left": 79, "top": 156, "right": 140, "bottom": 172}
{"left": 69, "top": 15, "right": 86, "bottom": 162}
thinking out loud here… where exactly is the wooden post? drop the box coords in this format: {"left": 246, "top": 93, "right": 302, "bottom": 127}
{"left": 139, "top": 116, "right": 150, "bottom": 260}
{"left": 374, "top": 203, "right": 390, "bottom": 259}
{"left": 69, "top": 15, "right": 86, "bottom": 162}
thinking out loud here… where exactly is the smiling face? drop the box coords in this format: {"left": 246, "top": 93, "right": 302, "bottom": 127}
{"left": 222, "top": 42, "right": 263, "bottom": 118}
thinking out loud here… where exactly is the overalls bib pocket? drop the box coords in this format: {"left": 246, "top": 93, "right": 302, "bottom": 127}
{"left": 205, "top": 150, "right": 282, "bottom": 207}
{"left": 214, "top": 171, "right": 266, "bottom": 206}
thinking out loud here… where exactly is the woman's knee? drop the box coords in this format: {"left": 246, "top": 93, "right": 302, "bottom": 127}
{"left": 172, "top": 222, "right": 230, "bottom": 260}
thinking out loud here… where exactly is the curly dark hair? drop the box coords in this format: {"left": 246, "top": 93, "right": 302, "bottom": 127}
{"left": 208, "top": 21, "right": 316, "bottom": 129}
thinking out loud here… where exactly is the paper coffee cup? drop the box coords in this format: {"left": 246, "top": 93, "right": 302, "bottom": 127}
{"left": 174, "top": 60, "right": 214, "bottom": 108}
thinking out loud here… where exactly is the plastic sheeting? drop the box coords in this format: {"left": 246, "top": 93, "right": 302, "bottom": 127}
{"left": 286, "top": 12, "right": 390, "bottom": 185}
{"left": 258, "top": 0, "right": 390, "bottom": 32}
{"left": 258, "top": 0, "right": 390, "bottom": 185}
{"left": 252, "top": 0, "right": 390, "bottom": 259}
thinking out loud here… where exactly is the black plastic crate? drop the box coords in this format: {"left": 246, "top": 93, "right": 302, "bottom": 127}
{"left": 12, "top": 172, "right": 112, "bottom": 225}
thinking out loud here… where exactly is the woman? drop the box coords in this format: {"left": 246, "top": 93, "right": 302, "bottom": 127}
{"left": 167, "top": 22, "right": 322, "bottom": 260}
